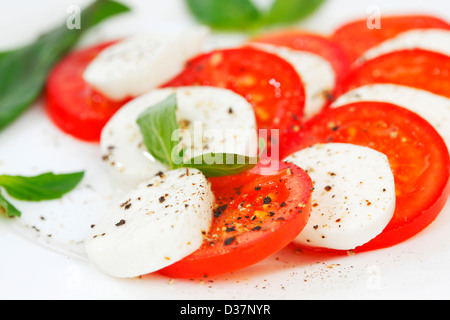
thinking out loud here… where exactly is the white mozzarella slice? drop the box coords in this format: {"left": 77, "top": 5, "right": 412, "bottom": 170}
{"left": 332, "top": 84, "right": 450, "bottom": 152}
{"left": 83, "top": 27, "right": 209, "bottom": 101}
{"left": 85, "top": 168, "right": 214, "bottom": 278}
{"left": 284, "top": 143, "right": 396, "bottom": 250}
{"left": 101, "top": 86, "right": 258, "bottom": 191}
{"left": 362, "top": 29, "right": 450, "bottom": 61}
{"left": 252, "top": 43, "right": 336, "bottom": 120}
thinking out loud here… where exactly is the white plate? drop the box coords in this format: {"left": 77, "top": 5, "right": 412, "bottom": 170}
{"left": 1, "top": 0, "right": 450, "bottom": 300}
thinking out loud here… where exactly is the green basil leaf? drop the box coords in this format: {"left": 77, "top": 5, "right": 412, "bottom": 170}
{"left": 0, "top": 0, "right": 131, "bottom": 132}
{"left": 0, "top": 171, "right": 85, "bottom": 202}
{"left": 262, "top": 0, "right": 327, "bottom": 25}
{"left": 183, "top": 153, "right": 258, "bottom": 177}
{"left": 182, "top": 137, "right": 266, "bottom": 177}
{"left": 0, "top": 192, "right": 21, "bottom": 218}
{"left": 185, "top": 0, "right": 260, "bottom": 30}
{"left": 136, "top": 94, "right": 179, "bottom": 169}
{"left": 137, "top": 93, "right": 265, "bottom": 177}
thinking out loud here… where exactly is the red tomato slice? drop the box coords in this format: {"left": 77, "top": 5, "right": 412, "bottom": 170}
{"left": 331, "top": 15, "right": 450, "bottom": 63}
{"left": 45, "top": 41, "right": 131, "bottom": 142}
{"left": 284, "top": 102, "right": 450, "bottom": 254}
{"left": 162, "top": 47, "right": 306, "bottom": 151}
{"left": 339, "top": 49, "right": 450, "bottom": 98}
{"left": 251, "top": 30, "right": 352, "bottom": 85}
{"left": 159, "top": 162, "right": 313, "bottom": 278}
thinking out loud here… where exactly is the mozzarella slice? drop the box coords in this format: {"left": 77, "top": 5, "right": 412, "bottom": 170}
{"left": 83, "top": 27, "right": 209, "bottom": 101}
{"left": 101, "top": 86, "right": 258, "bottom": 191}
{"left": 332, "top": 84, "right": 450, "bottom": 152}
{"left": 284, "top": 143, "right": 396, "bottom": 250}
{"left": 251, "top": 43, "right": 336, "bottom": 120}
{"left": 362, "top": 29, "right": 450, "bottom": 61}
{"left": 85, "top": 168, "right": 214, "bottom": 278}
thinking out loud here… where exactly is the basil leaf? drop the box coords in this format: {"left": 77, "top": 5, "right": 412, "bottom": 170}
{"left": 182, "top": 137, "right": 265, "bottom": 176}
{"left": 183, "top": 153, "right": 258, "bottom": 177}
{"left": 136, "top": 94, "right": 179, "bottom": 169}
{"left": 0, "top": 0, "right": 130, "bottom": 132}
{"left": 185, "top": 0, "right": 260, "bottom": 30}
{"left": 182, "top": 138, "right": 265, "bottom": 177}
{"left": 0, "top": 171, "right": 85, "bottom": 202}
{"left": 0, "top": 192, "right": 21, "bottom": 218}
{"left": 137, "top": 94, "right": 264, "bottom": 177}
{"left": 261, "top": 0, "right": 327, "bottom": 25}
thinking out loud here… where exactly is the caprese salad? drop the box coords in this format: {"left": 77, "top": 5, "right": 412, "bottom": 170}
{"left": 43, "top": 14, "right": 450, "bottom": 279}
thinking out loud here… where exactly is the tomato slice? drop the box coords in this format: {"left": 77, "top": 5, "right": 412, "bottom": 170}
{"left": 331, "top": 15, "right": 450, "bottom": 63}
{"left": 339, "top": 49, "right": 450, "bottom": 98}
{"left": 45, "top": 41, "right": 131, "bottom": 142}
{"left": 284, "top": 102, "right": 450, "bottom": 254}
{"left": 162, "top": 46, "right": 306, "bottom": 151}
{"left": 251, "top": 30, "right": 351, "bottom": 85}
{"left": 159, "top": 162, "right": 313, "bottom": 278}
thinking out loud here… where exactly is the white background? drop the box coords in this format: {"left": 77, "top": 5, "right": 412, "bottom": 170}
{"left": 1, "top": 0, "right": 450, "bottom": 300}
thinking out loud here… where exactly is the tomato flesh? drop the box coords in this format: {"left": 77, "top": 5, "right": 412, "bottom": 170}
{"left": 45, "top": 41, "right": 131, "bottom": 142}
{"left": 159, "top": 162, "right": 313, "bottom": 278}
{"left": 284, "top": 102, "right": 450, "bottom": 253}
{"left": 331, "top": 15, "right": 450, "bottom": 63}
{"left": 340, "top": 49, "right": 450, "bottom": 99}
{"left": 163, "top": 46, "right": 306, "bottom": 151}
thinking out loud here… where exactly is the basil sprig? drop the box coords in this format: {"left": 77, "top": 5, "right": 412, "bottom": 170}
{"left": 185, "top": 0, "right": 260, "bottom": 30}
{"left": 185, "top": 0, "right": 327, "bottom": 31}
{"left": 261, "top": 0, "right": 327, "bottom": 26}
{"left": 136, "top": 94, "right": 264, "bottom": 177}
{"left": 0, "top": 171, "right": 85, "bottom": 218}
{"left": 136, "top": 94, "right": 180, "bottom": 168}
{"left": 0, "top": 0, "right": 130, "bottom": 132}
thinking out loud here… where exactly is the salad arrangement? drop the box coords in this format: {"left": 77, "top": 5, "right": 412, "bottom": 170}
{"left": 1, "top": 0, "right": 450, "bottom": 280}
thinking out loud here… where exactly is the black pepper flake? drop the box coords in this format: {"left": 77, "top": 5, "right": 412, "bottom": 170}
{"left": 156, "top": 171, "right": 165, "bottom": 178}
{"left": 115, "top": 219, "right": 126, "bottom": 227}
{"left": 159, "top": 196, "right": 166, "bottom": 203}
{"left": 252, "top": 226, "right": 262, "bottom": 231}
{"left": 124, "top": 203, "right": 132, "bottom": 210}
{"left": 214, "top": 204, "right": 228, "bottom": 218}
{"left": 263, "top": 196, "right": 272, "bottom": 205}
{"left": 280, "top": 202, "right": 287, "bottom": 207}
{"left": 224, "top": 237, "right": 236, "bottom": 246}
{"left": 255, "top": 186, "right": 261, "bottom": 191}
{"left": 331, "top": 125, "right": 340, "bottom": 131}
{"left": 226, "top": 226, "right": 235, "bottom": 232}
{"left": 324, "top": 185, "right": 332, "bottom": 192}
{"left": 120, "top": 199, "right": 131, "bottom": 208}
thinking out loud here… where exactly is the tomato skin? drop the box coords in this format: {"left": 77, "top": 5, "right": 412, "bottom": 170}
{"left": 331, "top": 15, "right": 450, "bottom": 63}
{"left": 159, "top": 162, "right": 313, "bottom": 278}
{"left": 162, "top": 46, "right": 306, "bottom": 151}
{"left": 284, "top": 102, "right": 450, "bottom": 253}
{"left": 251, "top": 30, "right": 352, "bottom": 85}
{"left": 45, "top": 41, "right": 130, "bottom": 142}
{"left": 339, "top": 49, "right": 450, "bottom": 99}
